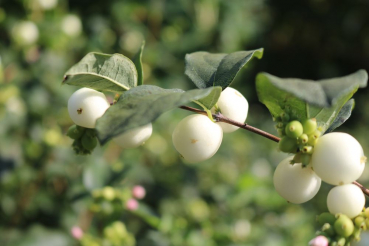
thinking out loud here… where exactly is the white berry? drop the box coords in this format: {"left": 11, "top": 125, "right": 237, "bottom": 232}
{"left": 311, "top": 132, "right": 366, "bottom": 185}
{"left": 12, "top": 21, "right": 39, "bottom": 45}
{"left": 68, "top": 88, "right": 110, "bottom": 128}
{"left": 213, "top": 87, "right": 248, "bottom": 133}
{"left": 273, "top": 156, "right": 321, "bottom": 204}
{"left": 327, "top": 184, "right": 365, "bottom": 218}
{"left": 172, "top": 114, "right": 223, "bottom": 163}
{"left": 61, "top": 15, "right": 82, "bottom": 37}
{"left": 113, "top": 123, "right": 152, "bottom": 149}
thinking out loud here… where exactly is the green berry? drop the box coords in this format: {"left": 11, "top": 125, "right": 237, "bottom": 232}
{"left": 334, "top": 214, "right": 354, "bottom": 237}
{"left": 310, "top": 130, "right": 322, "bottom": 140}
{"left": 336, "top": 237, "right": 346, "bottom": 246}
{"left": 355, "top": 216, "right": 366, "bottom": 229}
{"left": 299, "top": 134, "right": 309, "bottom": 144}
{"left": 353, "top": 227, "right": 362, "bottom": 241}
{"left": 317, "top": 212, "right": 336, "bottom": 226}
{"left": 285, "top": 120, "right": 303, "bottom": 138}
{"left": 279, "top": 136, "right": 298, "bottom": 153}
{"left": 301, "top": 145, "right": 313, "bottom": 154}
{"left": 280, "top": 112, "right": 290, "bottom": 122}
{"left": 102, "top": 187, "right": 116, "bottom": 201}
{"left": 302, "top": 118, "right": 317, "bottom": 134}
{"left": 67, "top": 125, "right": 85, "bottom": 139}
{"left": 81, "top": 132, "right": 97, "bottom": 151}
{"left": 321, "top": 223, "right": 335, "bottom": 236}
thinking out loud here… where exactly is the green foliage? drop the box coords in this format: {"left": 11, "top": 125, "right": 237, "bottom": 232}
{"left": 256, "top": 70, "right": 368, "bottom": 131}
{"left": 185, "top": 49, "right": 263, "bottom": 90}
{"left": 63, "top": 52, "right": 138, "bottom": 92}
{"left": 326, "top": 99, "right": 355, "bottom": 133}
{"left": 132, "top": 42, "right": 145, "bottom": 86}
{"left": 96, "top": 85, "right": 221, "bottom": 144}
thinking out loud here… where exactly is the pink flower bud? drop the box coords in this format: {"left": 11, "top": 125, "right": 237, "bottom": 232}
{"left": 126, "top": 198, "right": 139, "bottom": 211}
{"left": 132, "top": 185, "right": 146, "bottom": 199}
{"left": 309, "top": 235, "right": 329, "bottom": 246}
{"left": 71, "top": 226, "right": 83, "bottom": 240}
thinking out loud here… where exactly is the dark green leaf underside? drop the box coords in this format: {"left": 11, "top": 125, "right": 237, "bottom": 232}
{"left": 96, "top": 85, "right": 221, "bottom": 144}
{"left": 63, "top": 52, "right": 137, "bottom": 92}
{"left": 325, "top": 99, "right": 355, "bottom": 133}
{"left": 256, "top": 70, "right": 367, "bottom": 131}
{"left": 185, "top": 49, "right": 263, "bottom": 90}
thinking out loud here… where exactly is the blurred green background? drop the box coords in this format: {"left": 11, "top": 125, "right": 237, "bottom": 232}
{"left": 1, "top": 0, "right": 369, "bottom": 245}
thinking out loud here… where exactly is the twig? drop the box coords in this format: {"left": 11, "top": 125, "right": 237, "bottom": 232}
{"left": 179, "top": 105, "right": 369, "bottom": 197}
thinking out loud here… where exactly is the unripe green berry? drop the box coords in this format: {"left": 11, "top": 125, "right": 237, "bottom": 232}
{"left": 334, "top": 214, "right": 354, "bottom": 237}
{"left": 321, "top": 223, "right": 335, "bottom": 236}
{"left": 353, "top": 227, "right": 361, "bottom": 242}
{"left": 285, "top": 120, "right": 303, "bottom": 138}
{"left": 354, "top": 216, "right": 366, "bottom": 229}
{"left": 317, "top": 212, "right": 336, "bottom": 226}
{"left": 336, "top": 237, "right": 345, "bottom": 246}
{"left": 67, "top": 125, "right": 85, "bottom": 139}
{"left": 307, "top": 136, "right": 318, "bottom": 146}
{"left": 298, "top": 134, "right": 309, "bottom": 144}
{"left": 310, "top": 130, "right": 322, "bottom": 140}
{"left": 302, "top": 146, "right": 313, "bottom": 154}
{"left": 302, "top": 118, "right": 317, "bottom": 135}
{"left": 102, "top": 187, "right": 116, "bottom": 201}
{"left": 81, "top": 133, "right": 97, "bottom": 151}
{"left": 280, "top": 112, "right": 290, "bottom": 122}
{"left": 279, "top": 136, "right": 298, "bottom": 153}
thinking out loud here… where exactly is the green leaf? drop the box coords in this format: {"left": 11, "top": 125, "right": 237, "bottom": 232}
{"left": 256, "top": 70, "right": 367, "bottom": 131}
{"left": 194, "top": 86, "right": 222, "bottom": 110}
{"left": 96, "top": 85, "right": 221, "bottom": 144}
{"left": 63, "top": 52, "right": 137, "bottom": 92}
{"left": 185, "top": 49, "right": 263, "bottom": 90}
{"left": 133, "top": 41, "right": 145, "bottom": 86}
{"left": 325, "top": 99, "right": 355, "bottom": 133}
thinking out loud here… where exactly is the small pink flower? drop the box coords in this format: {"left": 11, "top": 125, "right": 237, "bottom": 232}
{"left": 126, "top": 198, "right": 139, "bottom": 211}
{"left": 132, "top": 185, "right": 146, "bottom": 199}
{"left": 309, "top": 235, "right": 329, "bottom": 246}
{"left": 71, "top": 226, "right": 83, "bottom": 240}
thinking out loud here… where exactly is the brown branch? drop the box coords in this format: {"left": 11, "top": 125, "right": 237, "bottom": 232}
{"left": 179, "top": 105, "right": 369, "bottom": 197}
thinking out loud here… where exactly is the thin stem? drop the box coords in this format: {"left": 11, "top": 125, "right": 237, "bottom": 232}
{"left": 179, "top": 105, "right": 369, "bottom": 197}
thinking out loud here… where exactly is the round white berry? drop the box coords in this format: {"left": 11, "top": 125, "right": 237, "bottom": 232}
{"left": 68, "top": 88, "right": 110, "bottom": 128}
{"left": 12, "top": 21, "right": 39, "bottom": 45}
{"left": 172, "top": 114, "right": 223, "bottom": 163}
{"left": 273, "top": 156, "right": 321, "bottom": 204}
{"left": 213, "top": 87, "right": 248, "bottom": 133}
{"left": 311, "top": 132, "right": 366, "bottom": 185}
{"left": 327, "top": 184, "right": 365, "bottom": 218}
{"left": 113, "top": 123, "right": 152, "bottom": 149}
{"left": 61, "top": 15, "right": 82, "bottom": 37}
{"left": 37, "top": 0, "right": 58, "bottom": 10}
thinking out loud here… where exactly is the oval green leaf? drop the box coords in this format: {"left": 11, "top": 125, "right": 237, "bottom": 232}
{"left": 63, "top": 52, "right": 138, "bottom": 92}
{"left": 185, "top": 49, "right": 263, "bottom": 90}
{"left": 96, "top": 85, "right": 222, "bottom": 144}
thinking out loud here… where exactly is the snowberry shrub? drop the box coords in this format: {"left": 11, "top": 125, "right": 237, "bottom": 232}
{"left": 62, "top": 48, "right": 369, "bottom": 245}
{"left": 68, "top": 88, "right": 110, "bottom": 128}
{"left": 311, "top": 132, "right": 366, "bottom": 185}
{"left": 172, "top": 114, "right": 223, "bottom": 163}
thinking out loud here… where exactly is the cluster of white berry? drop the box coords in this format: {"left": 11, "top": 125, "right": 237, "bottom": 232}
{"left": 172, "top": 87, "right": 248, "bottom": 163}
{"left": 273, "top": 115, "right": 367, "bottom": 217}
